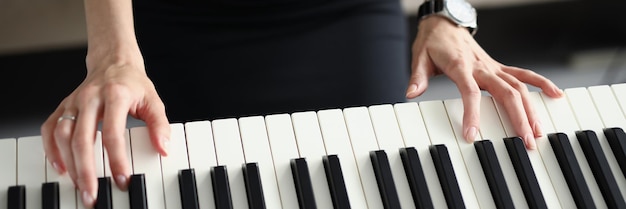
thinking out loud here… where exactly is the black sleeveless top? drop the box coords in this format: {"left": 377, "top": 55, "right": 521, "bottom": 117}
{"left": 132, "top": 0, "right": 411, "bottom": 122}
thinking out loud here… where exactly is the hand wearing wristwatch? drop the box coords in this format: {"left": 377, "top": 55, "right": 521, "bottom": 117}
{"left": 417, "top": 0, "right": 478, "bottom": 35}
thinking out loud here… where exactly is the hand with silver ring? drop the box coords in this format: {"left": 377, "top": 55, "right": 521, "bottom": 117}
{"left": 40, "top": 49, "right": 171, "bottom": 208}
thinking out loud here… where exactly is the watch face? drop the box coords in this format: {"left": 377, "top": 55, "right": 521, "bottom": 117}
{"left": 445, "top": 0, "right": 476, "bottom": 23}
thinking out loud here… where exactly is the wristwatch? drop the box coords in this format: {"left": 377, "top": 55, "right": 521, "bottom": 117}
{"left": 417, "top": 0, "right": 478, "bottom": 35}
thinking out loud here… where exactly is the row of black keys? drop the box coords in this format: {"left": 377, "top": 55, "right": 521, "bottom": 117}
{"left": 6, "top": 127, "right": 626, "bottom": 209}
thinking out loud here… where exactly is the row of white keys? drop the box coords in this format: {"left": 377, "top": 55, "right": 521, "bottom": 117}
{"left": 443, "top": 98, "right": 495, "bottom": 209}
{"left": 419, "top": 100, "right": 480, "bottom": 208}
{"left": 343, "top": 106, "right": 385, "bottom": 209}
{"left": 393, "top": 102, "right": 448, "bottom": 209}
{"left": 541, "top": 90, "right": 608, "bottom": 208}
{"left": 368, "top": 104, "right": 417, "bottom": 209}
{"left": 317, "top": 109, "right": 369, "bottom": 209}
{"left": 528, "top": 92, "right": 576, "bottom": 208}
{"left": 567, "top": 87, "right": 626, "bottom": 199}
{"left": 184, "top": 121, "right": 218, "bottom": 209}
{"left": 102, "top": 130, "right": 132, "bottom": 209}
{"left": 291, "top": 112, "right": 334, "bottom": 209}
{"left": 492, "top": 96, "right": 562, "bottom": 208}
{"left": 590, "top": 85, "right": 626, "bottom": 133}
{"left": 130, "top": 126, "right": 166, "bottom": 209}
{"left": 264, "top": 114, "right": 300, "bottom": 209}
{"left": 479, "top": 97, "right": 531, "bottom": 208}
{"left": 0, "top": 138, "right": 17, "bottom": 208}
{"left": 211, "top": 119, "right": 249, "bottom": 209}
{"left": 17, "top": 136, "right": 46, "bottom": 209}
{"left": 238, "top": 116, "right": 283, "bottom": 209}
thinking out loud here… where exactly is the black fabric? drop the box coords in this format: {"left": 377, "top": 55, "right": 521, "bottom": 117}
{"left": 133, "top": 0, "right": 410, "bottom": 122}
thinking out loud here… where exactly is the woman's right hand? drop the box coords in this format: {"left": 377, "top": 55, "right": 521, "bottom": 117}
{"left": 40, "top": 49, "right": 171, "bottom": 207}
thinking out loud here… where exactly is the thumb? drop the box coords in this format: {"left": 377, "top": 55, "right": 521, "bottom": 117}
{"left": 138, "top": 98, "right": 171, "bottom": 156}
{"left": 406, "top": 52, "right": 434, "bottom": 99}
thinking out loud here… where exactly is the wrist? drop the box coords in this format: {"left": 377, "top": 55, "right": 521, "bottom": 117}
{"left": 85, "top": 44, "right": 145, "bottom": 74}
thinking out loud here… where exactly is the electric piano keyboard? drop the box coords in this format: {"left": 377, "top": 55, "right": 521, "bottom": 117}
{"left": 2, "top": 84, "right": 626, "bottom": 209}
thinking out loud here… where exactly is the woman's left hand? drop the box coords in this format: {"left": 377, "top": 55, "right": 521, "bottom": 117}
{"left": 406, "top": 16, "right": 564, "bottom": 149}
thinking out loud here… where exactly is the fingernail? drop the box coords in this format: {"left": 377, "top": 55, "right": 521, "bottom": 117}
{"left": 525, "top": 134, "right": 536, "bottom": 150}
{"left": 533, "top": 121, "right": 543, "bottom": 137}
{"left": 116, "top": 175, "right": 128, "bottom": 189}
{"left": 82, "top": 191, "right": 95, "bottom": 206}
{"left": 554, "top": 87, "right": 564, "bottom": 95}
{"left": 406, "top": 84, "right": 418, "bottom": 98}
{"left": 161, "top": 137, "right": 170, "bottom": 156}
{"left": 464, "top": 127, "right": 478, "bottom": 143}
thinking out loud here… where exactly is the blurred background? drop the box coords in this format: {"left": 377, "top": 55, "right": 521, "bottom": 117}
{"left": 0, "top": 0, "right": 625, "bottom": 138}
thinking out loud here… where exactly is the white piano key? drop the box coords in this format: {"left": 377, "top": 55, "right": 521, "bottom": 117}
{"left": 527, "top": 92, "right": 578, "bottom": 208}
{"left": 264, "top": 114, "right": 301, "bottom": 209}
{"left": 589, "top": 85, "right": 626, "bottom": 129}
{"left": 291, "top": 112, "right": 334, "bottom": 209}
{"left": 487, "top": 95, "right": 562, "bottom": 209}
{"left": 102, "top": 129, "right": 132, "bottom": 209}
{"left": 442, "top": 98, "right": 495, "bottom": 209}
{"left": 393, "top": 102, "right": 448, "bottom": 209}
{"left": 317, "top": 109, "right": 369, "bottom": 209}
{"left": 0, "top": 138, "right": 17, "bottom": 208}
{"left": 76, "top": 132, "right": 106, "bottom": 209}
{"left": 184, "top": 121, "right": 217, "bottom": 209}
{"left": 612, "top": 83, "right": 626, "bottom": 118}
{"left": 541, "top": 91, "right": 608, "bottom": 208}
{"left": 45, "top": 149, "right": 77, "bottom": 209}
{"left": 368, "top": 104, "right": 416, "bottom": 209}
{"left": 567, "top": 87, "right": 626, "bottom": 200}
{"left": 17, "top": 136, "right": 46, "bottom": 209}
{"left": 238, "top": 116, "right": 283, "bottom": 209}
{"left": 211, "top": 118, "right": 249, "bottom": 209}
{"left": 419, "top": 100, "right": 480, "bottom": 208}
{"left": 342, "top": 107, "right": 385, "bottom": 209}
{"left": 160, "top": 124, "right": 189, "bottom": 209}
{"left": 492, "top": 96, "right": 562, "bottom": 209}
{"left": 130, "top": 126, "right": 166, "bottom": 209}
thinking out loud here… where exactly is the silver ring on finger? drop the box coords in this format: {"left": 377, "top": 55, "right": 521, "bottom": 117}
{"left": 57, "top": 115, "right": 77, "bottom": 123}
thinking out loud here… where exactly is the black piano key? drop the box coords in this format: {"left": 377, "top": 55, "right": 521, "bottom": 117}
{"left": 604, "top": 127, "right": 626, "bottom": 178}
{"left": 370, "top": 150, "right": 401, "bottom": 209}
{"left": 129, "top": 174, "right": 148, "bottom": 209}
{"left": 429, "top": 144, "right": 465, "bottom": 209}
{"left": 291, "top": 158, "right": 317, "bottom": 209}
{"left": 504, "top": 137, "right": 548, "bottom": 209}
{"left": 42, "top": 182, "right": 59, "bottom": 209}
{"left": 322, "top": 155, "right": 351, "bottom": 209}
{"left": 211, "top": 165, "right": 233, "bottom": 209}
{"left": 8, "top": 185, "right": 25, "bottom": 209}
{"left": 95, "top": 177, "right": 112, "bottom": 209}
{"left": 474, "top": 140, "right": 515, "bottom": 209}
{"left": 548, "top": 132, "right": 595, "bottom": 208}
{"left": 577, "top": 130, "right": 626, "bottom": 208}
{"left": 243, "top": 163, "right": 266, "bottom": 209}
{"left": 399, "top": 147, "right": 434, "bottom": 209}
{"left": 179, "top": 169, "right": 200, "bottom": 209}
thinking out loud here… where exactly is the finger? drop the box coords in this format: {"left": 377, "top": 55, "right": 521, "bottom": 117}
{"left": 479, "top": 71, "right": 535, "bottom": 149}
{"left": 42, "top": 107, "right": 67, "bottom": 175}
{"left": 102, "top": 96, "right": 132, "bottom": 190}
{"left": 54, "top": 109, "right": 79, "bottom": 187}
{"left": 71, "top": 103, "right": 100, "bottom": 207}
{"left": 448, "top": 62, "right": 481, "bottom": 143}
{"left": 498, "top": 70, "right": 543, "bottom": 139}
{"left": 407, "top": 51, "right": 434, "bottom": 99}
{"left": 502, "top": 66, "right": 563, "bottom": 98}
{"left": 137, "top": 96, "right": 171, "bottom": 156}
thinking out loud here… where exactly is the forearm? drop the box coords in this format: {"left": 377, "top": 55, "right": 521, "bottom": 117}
{"left": 84, "top": 0, "right": 142, "bottom": 71}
